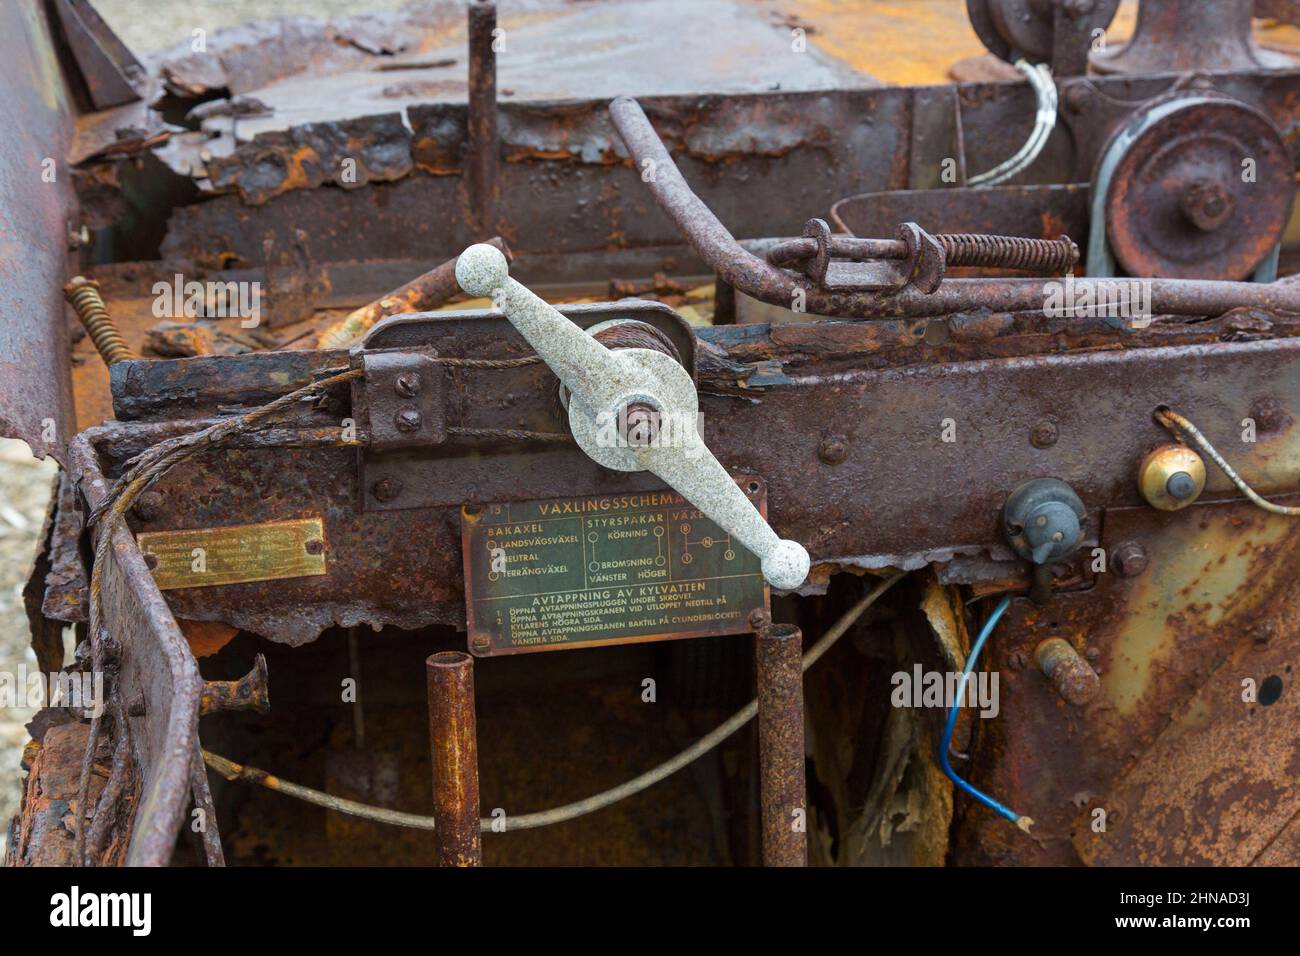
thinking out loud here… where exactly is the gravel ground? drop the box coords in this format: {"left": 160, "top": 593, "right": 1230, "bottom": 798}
{"left": 2, "top": 0, "right": 414, "bottom": 864}
{"left": 0, "top": 441, "right": 60, "bottom": 856}
{"left": 96, "top": 0, "right": 409, "bottom": 54}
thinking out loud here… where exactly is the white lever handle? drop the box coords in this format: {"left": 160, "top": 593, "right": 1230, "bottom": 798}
{"left": 456, "top": 243, "right": 809, "bottom": 590}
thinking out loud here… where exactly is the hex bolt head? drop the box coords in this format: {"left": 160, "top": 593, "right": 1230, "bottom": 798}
{"left": 1111, "top": 541, "right": 1148, "bottom": 577}
{"left": 818, "top": 436, "right": 848, "bottom": 465}
{"left": 394, "top": 409, "right": 422, "bottom": 432}
{"left": 372, "top": 477, "right": 403, "bottom": 502}
{"left": 1030, "top": 419, "right": 1059, "bottom": 449}
{"left": 394, "top": 372, "right": 421, "bottom": 397}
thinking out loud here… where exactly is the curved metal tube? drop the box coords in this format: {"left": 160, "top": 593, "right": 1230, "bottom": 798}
{"left": 608, "top": 95, "right": 1300, "bottom": 320}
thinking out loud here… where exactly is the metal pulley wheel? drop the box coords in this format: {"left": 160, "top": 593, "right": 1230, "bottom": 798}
{"left": 1094, "top": 92, "right": 1293, "bottom": 280}
{"left": 967, "top": 0, "right": 1120, "bottom": 63}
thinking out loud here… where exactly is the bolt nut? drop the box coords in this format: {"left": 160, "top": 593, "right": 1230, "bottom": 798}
{"left": 372, "top": 477, "right": 403, "bottom": 502}
{"left": 132, "top": 490, "right": 165, "bottom": 522}
{"left": 818, "top": 436, "right": 848, "bottom": 465}
{"left": 394, "top": 372, "right": 421, "bottom": 397}
{"left": 1111, "top": 541, "right": 1148, "bottom": 577}
{"left": 620, "top": 402, "right": 660, "bottom": 447}
{"left": 394, "top": 409, "right": 422, "bottom": 432}
{"left": 304, "top": 538, "right": 324, "bottom": 555}
{"left": 1030, "top": 419, "right": 1059, "bottom": 449}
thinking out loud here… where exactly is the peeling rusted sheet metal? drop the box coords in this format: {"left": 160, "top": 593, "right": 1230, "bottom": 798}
{"left": 41, "top": 469, "right": 89, "bottom": 623}
{"left": 69, "top": 432, "right": 203, "bottom": 867}
{"left": 955, "top": 498, "right": 1300, "bottom": 865}
{"left": 0, "top": 1, "right": 78, "bottom": 461}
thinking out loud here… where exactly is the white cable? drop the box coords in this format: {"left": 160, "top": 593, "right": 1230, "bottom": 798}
{"left": 968, "top": 60, "right": 1057, "bottom": 187}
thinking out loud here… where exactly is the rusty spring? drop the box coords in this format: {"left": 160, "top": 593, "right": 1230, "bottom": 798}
{"left": 937, "top": 234, "right": 1078, "bottom": 274}
{"left": 64, "top": 277, "right": 138, "bottom": 365}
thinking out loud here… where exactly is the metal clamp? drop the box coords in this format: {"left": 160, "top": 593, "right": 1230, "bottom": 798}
{"left": 354, "top": 349, "right": 446, "bottom": 450}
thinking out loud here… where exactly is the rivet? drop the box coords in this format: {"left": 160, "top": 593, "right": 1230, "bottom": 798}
{"left": 372, "top": 477, "right": 403, "bottom": 502}
{"left": 818, "top": 436, "right": 848, "bottom": 465}
{"left": 395, "top": 409, "right": 422, "bottom": 432}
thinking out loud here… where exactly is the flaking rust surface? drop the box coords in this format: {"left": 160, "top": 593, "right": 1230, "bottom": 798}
{"left": 957, "top": 498, "right": 1300, "bottom": 865}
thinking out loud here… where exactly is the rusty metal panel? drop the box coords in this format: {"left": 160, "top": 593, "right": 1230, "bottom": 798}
{"left": 86, "top": 315, "right": 1300, "bottom": 646}
{"left": 955, "top": 497, "right": 1300, "bottom": 865}
{"left": 0, "top": 1, "right": 78, "bottom": 462}
{"left": 69, "top": 432, "right": 203, "bottom": 867}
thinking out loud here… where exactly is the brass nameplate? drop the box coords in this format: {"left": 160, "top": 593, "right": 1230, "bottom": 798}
{"left": 462, "top": 481, "right": 769, "bottom": 656}
{"left": 137, "top": 518, "right": 327, "bottom": 590}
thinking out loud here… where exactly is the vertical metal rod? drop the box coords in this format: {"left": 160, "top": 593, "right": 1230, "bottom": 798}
{"left": 754, "top": 622, "right": 807, "bottom": 866}
{"left": 466, "top": 0, "right": 498, "bottom": 236}
{"left": 347, "top": 628, "right": 365, "bottom": 748}
{"left": 426, "top": 650, "right": 482, "bottom": 866}
{"left": 713, "top": 277, "right": 737, "bottom": 325}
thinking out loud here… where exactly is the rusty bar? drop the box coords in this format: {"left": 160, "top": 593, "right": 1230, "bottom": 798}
{"left": 609, "top": 96, "right": 1300, "bottom": 319}
{"left": 1034, "top": 637, "right": 1101, "bottom": 706}
{"left": 426, "top": 650, "right": 482, "bottom": 866}
{"left": 189, "top": 738, "right": 226, "bottom": 866}
{"left": 466, "top": 0, "right": 498, "bottom": 236}
{"left": 316, "top": 237, "right": 512, "bottom": 348}
{"left": 67, "top": 431, "right": 204, "bottom": 866}
{"left": 755, "top": 622, "right": 807, "bottom": 867}
{"left": 199, "top": 654, "right": 270, "bottom": 716}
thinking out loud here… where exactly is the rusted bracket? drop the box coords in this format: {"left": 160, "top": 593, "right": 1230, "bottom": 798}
{"left": 351, "top": 349, "right": 446, "bottom": 451}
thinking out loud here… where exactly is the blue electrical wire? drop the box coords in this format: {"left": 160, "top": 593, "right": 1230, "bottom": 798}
{"left": 939, "top": 594, "right": 1033, "bottom": 832}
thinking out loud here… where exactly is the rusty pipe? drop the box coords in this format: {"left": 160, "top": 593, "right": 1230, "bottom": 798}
{"left": 199, "top": 654, "right": 270, "bottom": 716}
{"left": 755, "top": 621, "right": 807, "bottom": 867}
{"left": 609, "top": 96, "right": 1300, "bottom": 319}
{"left": 316, "top": 237, "right": 512, "bottom": 348}
{"left": 466, "top": 0, "right": 498, "bottom": 236}
{"left": 426, "top": 650, "right": 482, "bottom": 866}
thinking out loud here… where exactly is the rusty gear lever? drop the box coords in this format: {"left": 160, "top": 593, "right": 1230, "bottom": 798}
{"left": 455, "top": 243, "right": 810, "bottom": 590}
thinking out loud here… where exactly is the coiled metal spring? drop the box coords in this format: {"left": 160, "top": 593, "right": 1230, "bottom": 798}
{"left": 63, "top": 277, "right": 137, "bottom": 366}
{"left": 937, "top": 233, "right": 1079, "bottom": 274}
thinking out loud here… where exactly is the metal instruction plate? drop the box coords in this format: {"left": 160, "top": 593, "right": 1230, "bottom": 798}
{"left": 462, "top": 479, "right": 769, "bottom": 656}
{"left": 136, "top": 517, "right": 327, "bottom": 590}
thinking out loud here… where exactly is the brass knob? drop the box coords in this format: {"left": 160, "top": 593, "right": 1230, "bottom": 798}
{"left": 1138, "top": 443, "right": 1205, "bottom": 511}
